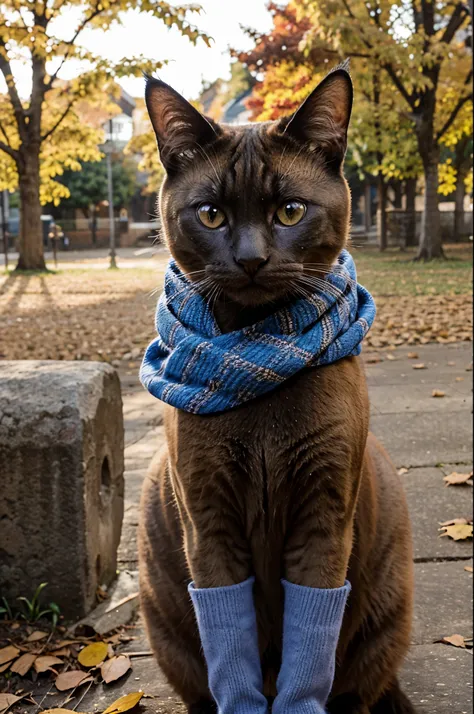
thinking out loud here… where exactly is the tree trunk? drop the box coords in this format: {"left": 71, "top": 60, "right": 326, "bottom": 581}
{"left": 405, "top": 178, "right": 417, "bottom": 247}
{"left": 417, "top": 149, "right": 444, "bottom": 260}
{"left": 377, "top": 175, "right": 388, "bottom": 251}
{"left": 391, "top": 180, "right": 403, "bottom": 209}
{"left": 16, "top": 149, "right": 46, "bottom": 271}
{"left": 364, "top": 182, "right": 372, "bottom": 234}
{"left": 454, "top": 174, "right": 465, "bottom": 242}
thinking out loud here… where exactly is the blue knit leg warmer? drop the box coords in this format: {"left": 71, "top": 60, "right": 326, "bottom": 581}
{"left": 272, "top": 580, "right": 351, "bottom": 714}
{"left": 188, "top": 577, "right": 268, "bottom": 714}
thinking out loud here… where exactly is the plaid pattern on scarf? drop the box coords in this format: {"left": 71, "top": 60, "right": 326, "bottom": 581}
{"left": 140, "top": 249, "right": 376, "bottom": 415}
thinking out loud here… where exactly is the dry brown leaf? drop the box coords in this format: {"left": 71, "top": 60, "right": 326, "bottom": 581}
{"left": 455, "top": 376, "right": 464, "bottom": 382}
{"left": 55, "top": 670, "right": 93, "bottom": 692}
{"left": 366, "top": 355, "right": 383, "bottom": 364}
{"left": 26, "top": 631, "right": 49, "bottom": 643}
{"left": 0, "top": 694, "right": 22, "bottom": 714}
{"left": 386, "top": 354, "right": 396, "bottom": 361}
{"left": 432, "top": 389, "right": 445, "bottom": 398}
{"left": 10, "top": 653, "right": 37, "bottom": 676}
{"left": 436, "top": 634, "right": 467, "bottom": 648}
{"left": 398, "top": 467, "right": 409, "bottom": 476}
{"left": 34, "top": 656, "right": 63, "bottom": 674}
{"left": 101, "top": 655, "right": 131, "bottom": 684}
{"left": 0, "top": 645, "right": 20, "bottom": 666}
{"left": 105, "top": 634, "right": 122, "bottom": 646}
{"left": 413, "top": 363, "right": 426, "bottom": 370}
{"left": 407, "top": 352, "right": 419, "bottom": 359}
{"left": 443, "top": 471, "right": 473, "bottom": 487}
{"left": 49, "top": 647, "right": 71, "bottom": 657}
{"left": 464, "top": 565, "right": 473, "bottom": 573}
{"left": 439, "top": 524, "right": 473, "bottom": 541}
{"left": 0, "top": 663, "right": 11, "bottom": 674}
{"left": 447, "top": 361, "right": 456, "bottom": 366}
{"left": 77, "top": 641, "right": 108, "bottom": 667}
{"left": 102, "top": 691, "right": 144, "bottom": 714}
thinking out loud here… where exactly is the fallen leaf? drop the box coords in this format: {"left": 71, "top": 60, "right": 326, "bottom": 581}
{"left": 386, "top": 354, "right": 396, "bottom": 361}
{"left": 104, "top": 592, "right": 139, "bottom": 614}
{"left": 398, "top": 467, "right": 409, "bottom": 476}
{"left": 10, "top": 653, "right": 37, "bottom": 676}
{"left": 439, "top": 524, "right": 473, "bottom": 541}
{"left": 455, "top": 376, "right": 464, "bottom": 382}
{"left": 0, "top": 645, "right": 20, "bottom": 666}
{"left": 464, "top": 565, "right": 473, "bottom": 573}
{"left": 102, "top": 691, "right": 144, "bottom": 714}
{"left": 101, "top": 655, "right": 132, "bottom": 684}
{"left": 34, "top": 656, "right": 63, "bottom": 674}
{"left": 0, "top": 694, "right": 22, "bottom": 714}
{"left": 466, "top": 363, "right": 473, "bottom": 371}
{"left": 407, "top": 352, "right": 419, "bottom": 359}
{"left": 432, "top": 389, "right": 445, "bottom": 398}
{"left": 26, "top": 631, "right": 49, "bottom": 643}
{"left": 107, "top": 644, "right": 114, "bottom": 659}
{"left": 105, "top": 634, "right": 122, "bottom": 646}
{"left": 366, "top": 355, "right": 383, "bottom": 364}
{"left": 77, "top": 641, "right": 108, "bottom": 667}
{"left": 447, "top": 360, "right": 456, "bottom": 366}
{"left": 413, "top": 363, "right": 426, "bottom": 370}
{"left": 443, "top": 471, "right": 473, "bottom": 486}
{"left": 49, "top": 647, "right": 71, "bottom": 657}
{"left": 0, "top": 663, "right": 11, "bottom": 674}
{"left": 436, "top": 634, "right": 467, "bottom": 648}
{"left": 55, "top": 670, "right": 93, "bottom": 692}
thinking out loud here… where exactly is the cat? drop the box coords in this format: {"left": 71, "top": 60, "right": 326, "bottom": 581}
{"left": 138, "top": 67, "right": 416, "bottom": 714}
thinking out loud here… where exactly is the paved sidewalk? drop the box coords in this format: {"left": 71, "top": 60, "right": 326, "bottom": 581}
{"left": 87, "top": 342, "right": 473, "bottom": 714}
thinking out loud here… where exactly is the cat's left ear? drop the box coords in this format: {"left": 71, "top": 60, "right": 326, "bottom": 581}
{"left": 279, "top": 66, "right": 353, "bottom": 166}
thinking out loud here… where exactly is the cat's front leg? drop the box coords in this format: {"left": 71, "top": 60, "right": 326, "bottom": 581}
{"left": 273, "top": 467, "right": 358, "bottom": 714}
{"left": 172, "top": 464, "right": 268, "bottom": 714}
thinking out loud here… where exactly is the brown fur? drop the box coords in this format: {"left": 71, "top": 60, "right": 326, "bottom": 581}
{"left": 138, "top": 69, "right": 416, "bottom": 713}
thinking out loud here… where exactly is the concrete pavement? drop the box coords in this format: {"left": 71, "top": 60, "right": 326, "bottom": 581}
{"left": 84, "top": 342, "right": 473, "bottom": 714}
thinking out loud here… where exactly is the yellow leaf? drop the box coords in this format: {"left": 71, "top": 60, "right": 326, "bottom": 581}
{"left": 439, "top": 524, "right": 473, "bottom": 541}
{"left": 102, "top": 691, "right": 144, "bottom": 714}
{"left": 78, "top": 641, "right": 109, "bottom": 667}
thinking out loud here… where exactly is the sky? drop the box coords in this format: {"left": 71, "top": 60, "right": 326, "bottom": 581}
{"left": 5, "top": 0, "right": 275, "bottom": 101}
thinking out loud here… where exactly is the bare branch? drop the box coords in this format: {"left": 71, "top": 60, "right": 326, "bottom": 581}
{"left": 41, "top": 97, "right": 76, "bottom": 142}
{"left": 45, "top": 3, "right": 103, "bottom": 90}
{"left": 441, "top": 2, "right": 470, "bottom": 43}
{"left": 0, "top": 139, "right": 18, "bottom": 161}
{"left": 0, "top": 41, "right": 27, "bottom": 139}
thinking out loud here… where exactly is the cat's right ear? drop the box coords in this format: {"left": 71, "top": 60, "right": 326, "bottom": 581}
{"left": 145, "top": 76, "right": 220, "bottom": 173}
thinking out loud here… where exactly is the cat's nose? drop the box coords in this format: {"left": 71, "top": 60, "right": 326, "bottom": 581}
{"left": 234, "top": 255, "right": 269, "bottom": 278}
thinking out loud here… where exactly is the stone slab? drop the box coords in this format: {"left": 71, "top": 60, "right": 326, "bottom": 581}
{"left": 369, "top": 384, "right": 471, "bottom": 415}
{"left": 401, "top": 644, "right": 473, "bottom": 714}
{"left": 71, "top": 569, "right": 139, "bottom": 636}
{"left": 401, "top": 467, "right": 473, "bottom": 560}
{"left": 370, "top": 411, "right": 472, "bottom": 467}
{"left": 0, "top": 361, "right": 124, "bottom": 618}
{"left": 412, "top": 560, "right": 473, "bottom": 645}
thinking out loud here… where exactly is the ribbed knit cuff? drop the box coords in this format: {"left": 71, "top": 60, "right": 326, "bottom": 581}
{"left": 281, "top": 579, "right": 351, "bottom": 630}
{"left": 188, "top": 577, "right": 256, "bottom": 629}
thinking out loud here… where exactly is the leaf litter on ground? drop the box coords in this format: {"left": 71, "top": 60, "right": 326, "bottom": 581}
{"left": 101, "top": 655, "right": 132, "bottom": 684}
{"left": 439, "top": 517, "right": 473, "bottom": 541}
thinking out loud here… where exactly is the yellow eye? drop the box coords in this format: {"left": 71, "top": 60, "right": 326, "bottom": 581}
{"left": 276, "top": 200, "right": 306, "bottom": 226}
{"left": 197, "top": 203, "right": 226, "bottom": 229}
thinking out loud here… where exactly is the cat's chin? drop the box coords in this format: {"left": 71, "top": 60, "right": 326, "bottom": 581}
{"left": 220, "top": 283, "right": 292, "bottom": 309}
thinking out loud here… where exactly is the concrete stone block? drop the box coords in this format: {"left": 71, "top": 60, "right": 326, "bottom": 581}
{"left": 0, "top": 361, "right": 124, "bottom": 619}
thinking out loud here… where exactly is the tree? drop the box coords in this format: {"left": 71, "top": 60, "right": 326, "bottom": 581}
{"left": 296, "top": 0, "right": 473, "bottom": 259}
{"left": 0, "top": 1, "right": 209, "bottom": 270}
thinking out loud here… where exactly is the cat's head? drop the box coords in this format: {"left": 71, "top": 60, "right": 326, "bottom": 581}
{"left": 146, "top": 67, "right": 352, "bottom": 308}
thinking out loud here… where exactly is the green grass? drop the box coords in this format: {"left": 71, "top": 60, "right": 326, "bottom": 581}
{"left": 352, "top": 244, "right": 473, "bottom": 297}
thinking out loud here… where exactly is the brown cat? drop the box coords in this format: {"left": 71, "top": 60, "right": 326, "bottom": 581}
{"left": 138, "top": 68, "right": 415, "bottom": 714}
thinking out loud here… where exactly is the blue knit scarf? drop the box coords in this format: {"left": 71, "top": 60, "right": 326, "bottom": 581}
{"left": 140, "top": 249, "right": 376, "bottom": 415}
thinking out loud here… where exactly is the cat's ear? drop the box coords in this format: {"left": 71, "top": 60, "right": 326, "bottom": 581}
{"left": 279, "top": 66, "right": 353, "bottom": 166}
{"left": 145, "top": 76, "right": 220, "bottom": 173}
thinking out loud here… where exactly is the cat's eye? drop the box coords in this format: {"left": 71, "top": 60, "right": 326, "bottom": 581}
{"left": 196, "top": 203, "right": 226, "bottom": 229}
{"left": 275, "top": 200, "right": 306, "bottom": 226}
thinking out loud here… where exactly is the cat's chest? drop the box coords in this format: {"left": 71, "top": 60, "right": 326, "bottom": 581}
{"left": 167, "top": 356, "right": 367, "bottom": 474}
